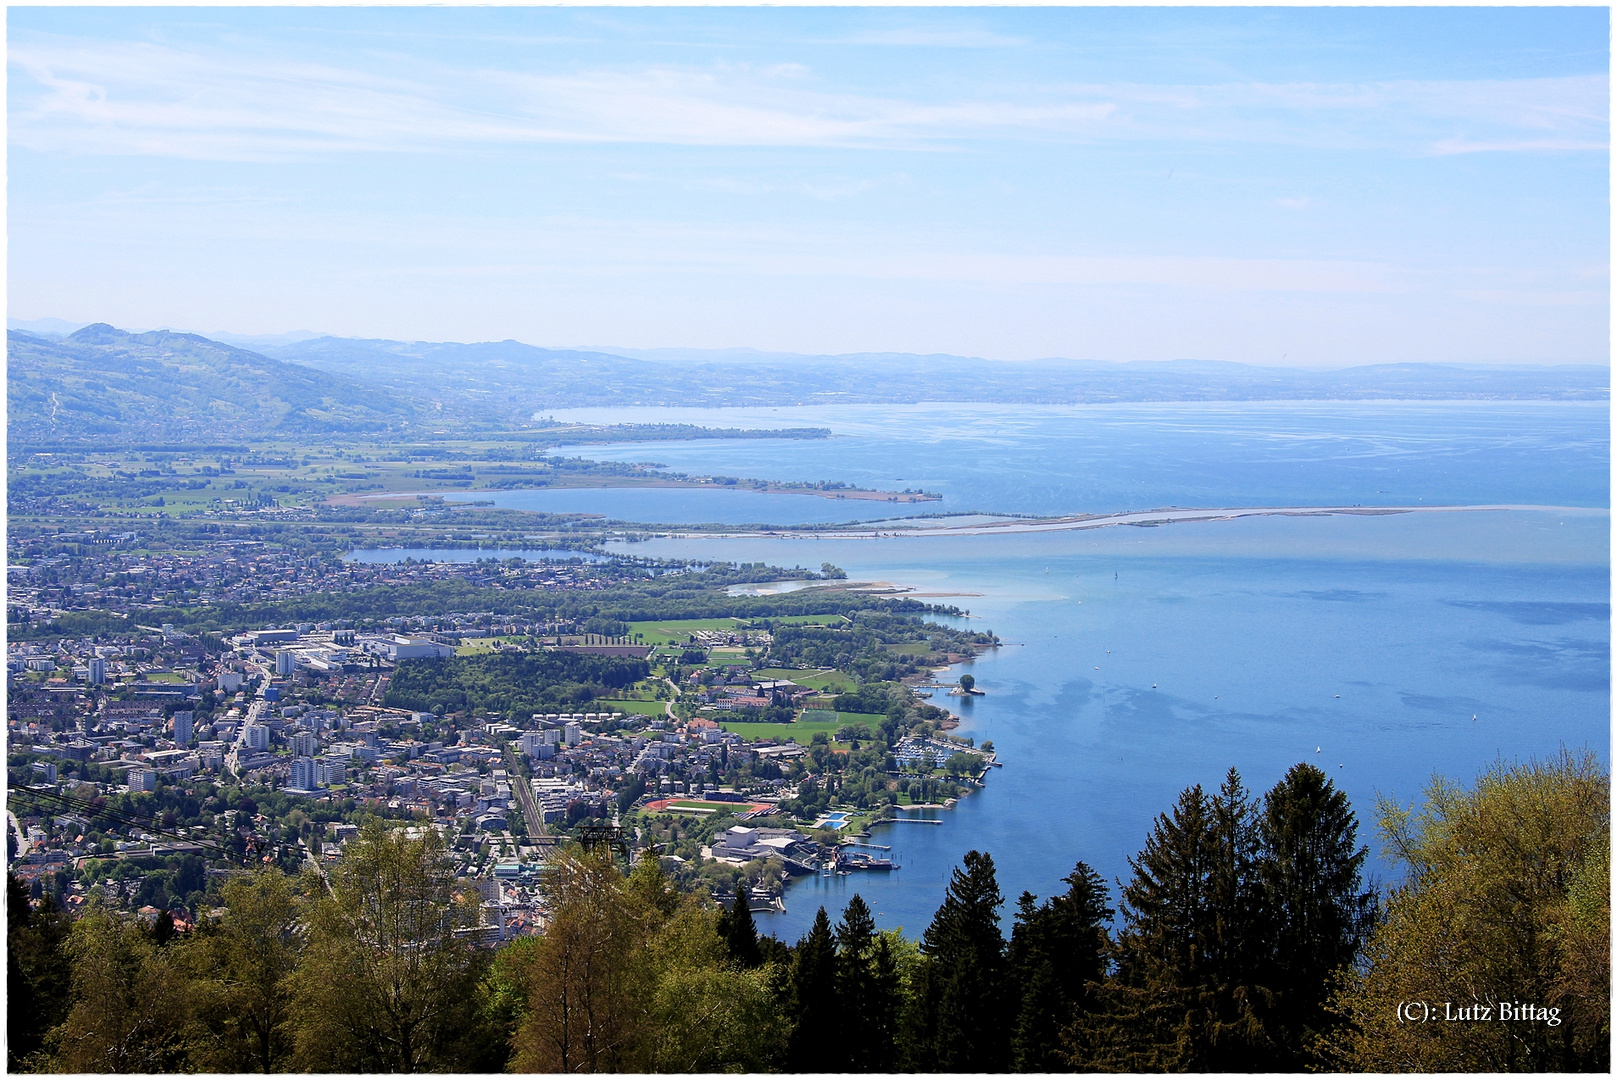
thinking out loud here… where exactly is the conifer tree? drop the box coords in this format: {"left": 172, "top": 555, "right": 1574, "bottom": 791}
{"left": 7, "top": 874, "right": 73, "bottom": 1071}
{"left": 834, "top": 894, "right": 879, "bottom": 1070}
{"left": 1257, "top": 762, "right": 1376, "bottom": 1066}
{"left": 1105, "top": 772, "right": 1275, "bottom": 1070}
{"left": 1009, "top": 861, "right": 1113, "bottom": 1070}
{"left": 786, "top": 906, "right": 839, "bottom": 1072}
{"left": 917, "top": 849, "right": 1011, "bottom": 1071}
{"left": 723, "top": 889, "right": 763, "bottom": 970}
{"left": 866, "top": 932, "right": 904, "bottom": 1073}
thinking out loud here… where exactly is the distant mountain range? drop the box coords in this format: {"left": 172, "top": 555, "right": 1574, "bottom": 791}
{"left": 8, "top": 321, "right": 1608, "bottom": 447}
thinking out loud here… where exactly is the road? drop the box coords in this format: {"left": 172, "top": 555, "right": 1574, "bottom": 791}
{"left": 9, "top": 810, "right": 31, "bottom": 859}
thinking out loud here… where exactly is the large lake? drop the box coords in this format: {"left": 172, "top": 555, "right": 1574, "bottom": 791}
{"left": 539, "top": 401, "right": 1606, "bottom": 941}
{"left": 544, "top": 400, "right": 1609, "bottom": 516}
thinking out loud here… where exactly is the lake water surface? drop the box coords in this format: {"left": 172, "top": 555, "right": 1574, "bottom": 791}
{"left": 542, "top": 402, "right": 1604, "bottom": 942}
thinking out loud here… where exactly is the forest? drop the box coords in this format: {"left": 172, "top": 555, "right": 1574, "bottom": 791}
{"left": 9, "top": 752, "right": 1606, "bottom": 1073}
{"left": 383, "top": 651, "right": 652, "bottom": 717}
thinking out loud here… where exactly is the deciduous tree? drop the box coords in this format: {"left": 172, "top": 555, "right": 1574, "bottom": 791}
{"left": 288, "top": 821, "right": 489, "bottom": 1071}
{"left": 1324, "top": 750, "right": 1609, "bottom": 1071}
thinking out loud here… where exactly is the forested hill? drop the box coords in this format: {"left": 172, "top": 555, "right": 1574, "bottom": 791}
{"left": 8, "top": 325, "right": 424, "bottom": 446}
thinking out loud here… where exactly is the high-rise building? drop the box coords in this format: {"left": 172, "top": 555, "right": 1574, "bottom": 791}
{"left": 127, "top": 768, "right": 158, "bottom": 793}
{"left": 289, "top": 757, "right": 320, "bottom": 791}
{"left": 218, "top": 670, "right": 243, "bottom": 693}
{"left": 316, "top": 758, "right": 347, "bottom": 785}
{"left": 243, "top": 724, "right": 270, "bottom": 752}
{"left": 171, "top": 710, "right": 194, "bottom": 746}
{"left": 563, "top": 723, "right": 582, "bottom": 746}
{"left": 290, "top": 731, "right": 320, "bottom": 757}
{"left": 87, "top": 657, "right": 106, "bottom": 685}
{"left": 276, "top": 650, "right": 296, "bottom": 676}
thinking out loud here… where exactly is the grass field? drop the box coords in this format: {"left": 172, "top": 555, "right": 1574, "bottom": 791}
{"left": 720, "top": 719, "right": 839, "bottom": 743}
{"left": 749, "top": 667, "right": 821, "bottom": 681}
{"left": 883, "top": 641, "right": 932, "bottom": 656}
{"left": 792, "top": 670, "right": 858, "bottom": 693}
{"left": 645, "top": 799, "right": 754, "bottom": 815}
{"left": 719, "top": 711, "right": 884, "bottom": 744}
{"left": 600, "top": 699, "right": 668, "bottom": 716}
{"left": 628, "top": 617, "right": 743, "bottom": 645}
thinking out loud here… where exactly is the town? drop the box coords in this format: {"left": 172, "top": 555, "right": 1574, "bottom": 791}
{"left": 7, "top": 525, "right": 999, "bottom": 941}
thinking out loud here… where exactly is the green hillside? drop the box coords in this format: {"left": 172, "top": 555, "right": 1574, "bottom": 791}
{"left": 8, "top": 325, "right": 423, "bottom": 448}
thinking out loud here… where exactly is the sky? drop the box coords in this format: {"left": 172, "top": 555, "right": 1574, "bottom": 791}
{"left": 7, "top": 7, "right": 1610, "bottom": 366}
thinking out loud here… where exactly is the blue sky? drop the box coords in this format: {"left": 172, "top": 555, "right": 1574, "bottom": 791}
{"left": 8, "top": 7, "right": 1609, "bottom": 365}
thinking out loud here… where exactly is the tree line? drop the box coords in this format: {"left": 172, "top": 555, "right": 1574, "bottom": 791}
{"left": 9, "top": 753, "right": 1606, "bottom": 1072}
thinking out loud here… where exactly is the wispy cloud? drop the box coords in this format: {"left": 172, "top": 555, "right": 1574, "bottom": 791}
{"left": 9, "top": 33, "right": 1608, "bottom": 161}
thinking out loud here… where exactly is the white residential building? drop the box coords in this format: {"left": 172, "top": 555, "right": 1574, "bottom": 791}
{"left": 289, "top": 756, "right": 320, "bottom": 791}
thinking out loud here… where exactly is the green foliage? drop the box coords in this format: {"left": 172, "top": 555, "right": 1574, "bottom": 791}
{"left": 183, "top": 868, "right": 302, "bottom": 1072}
{"left": 786, "top": 907, "right": 840, "bottom": 1072}
{"left": 7, "top": 875, "right": 73, "bottom": 1071}
{"left": 287, "top": 821, "right": 489, "bottom": 1071}
{"left": 910, "top": 850, "right": 1011, "bottom": 1071}
{"left": 720, "top": 890, "right": 763, "bottom": 970}
{"left": 9, "top": 326, "right": 422, "bottom": 446}
{"left": 512, "top": 849, "right": 786, "bottom": 1072}
{"left": 384, "top": 650, "right": 649, "bottom": 718}
{"left": 833, "top": 894, "right": 901, "bottom": 1072}
{"left": 24, "top": 757, "right": 1576, "bottom": 1074}
{"left": 49, "top": 904, "right": 194, "bottom": 1072}
{"left": 1258, "top": 762, "right": 1378, "bottom": 1062}
{"left": 1324, "top": 750, "right": 1609, "bottom": 1072}
{"left": 1008, "top": 862, "right": 1113, "bottom": 1071}
{"left": 1095, "top": 770, "right": 1278, "bottom": 1069}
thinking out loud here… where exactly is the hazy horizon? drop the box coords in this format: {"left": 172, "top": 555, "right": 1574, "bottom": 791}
{"left": 8, "top": 315, "right": 1609, "bottom": 372}
{"left": 9, "top": 8, "right": 1609, "bottom": 367}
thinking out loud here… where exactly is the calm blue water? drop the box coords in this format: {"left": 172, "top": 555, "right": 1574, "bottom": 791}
{"left": 443, "top": 486, "right": 927, "bottom": 525}
{"left": 545, "top": 401, "right": 1608, "bottom": 943}
{"left": 620, "top": 510, "right": 1609, "bottom": 942}
{"left": 549, "top": 401, "right": 1609, "bottom": 517}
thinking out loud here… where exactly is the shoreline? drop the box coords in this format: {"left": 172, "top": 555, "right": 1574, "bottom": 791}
{"left": 647, "top": 503, "right": 1597, "bottom": 540}
{"left": 333, "top": 477, "right": 941, "bottom": 507}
